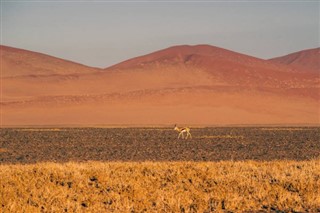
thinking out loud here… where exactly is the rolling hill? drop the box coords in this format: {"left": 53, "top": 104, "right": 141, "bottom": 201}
{"left": 268, "top": 47, "right": 320, "bottom": 73}
{"left": 106, "top": 44, "right": 317, "bottom": 88}
{"left": 1, "top": 45, "right": 100, "bottom": 77}
{"left": 1, "top": 45, "right": 319, "bottom": 126}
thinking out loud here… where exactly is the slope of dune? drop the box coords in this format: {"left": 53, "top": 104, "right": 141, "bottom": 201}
{"left": 106, "top": 45, "right": 317, "bottom": 88}
{"left": 268, "top": 48, "right": 320, "bottom": 73}
{"left": 107, "top": 44, "right": 286, "bottom": 75}
{"left": 1, "top": 45, "right": 319, "bottom": 126}
{"left": 107, "top": 44, "right": 264, "bottom": 69}
{"left": 1, "top": 45, "right": 101, "bottom": 77}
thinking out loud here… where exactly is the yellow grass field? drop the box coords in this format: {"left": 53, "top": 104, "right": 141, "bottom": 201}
{"left": 1, "top": 160, "right": 320, "bottom": 212}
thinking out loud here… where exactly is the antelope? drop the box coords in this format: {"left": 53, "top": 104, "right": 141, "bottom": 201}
{"left": 174, "top": 124, "right": 192, "bottom": 139}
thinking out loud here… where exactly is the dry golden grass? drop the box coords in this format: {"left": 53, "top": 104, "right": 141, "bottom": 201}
{"left": 0, "top": 148, "right": 8, "bottom": 153}
{"left": 16, "top": 128, "right": 65, "bottom": 132}
{"left": 259, "top": 128, "right": 313, "bottom": 131}
{"left": 199, "top": 135, "right": 245, "bottom": 139}
{"left": 1, "top": 160, "right": 320, "bottom": 212}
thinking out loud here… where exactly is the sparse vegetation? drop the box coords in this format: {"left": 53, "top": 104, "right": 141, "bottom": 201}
{"left": 1, "top": 127, "right": 319, "bottom": 212}
{"left": 1, "top": 160, "right": 320, "bottom": 212}
{"left": 1, "top": 127, "right": 319, "bottom": 163}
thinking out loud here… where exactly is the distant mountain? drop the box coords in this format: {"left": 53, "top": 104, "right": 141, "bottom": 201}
{"left": 268, "top": 48, "right": 320, "bottom": 73}
{"left": 106, "top": 44, "right": 277, "bottom": 73}
{"left": 107, "top": 44, "right": 263, "bottom": 69}
{"left": 1, "top": 45, "right": 319, "bottom": 126}
{"left": 106, "top": 44, "right": 316, "bottom": 88}
{"left": 1, "top": 45, "right": 100, "bottom": 77}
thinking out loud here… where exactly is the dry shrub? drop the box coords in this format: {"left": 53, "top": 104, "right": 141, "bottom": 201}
{"left": 1, "top": 160, "right": 320, "bottom": 212}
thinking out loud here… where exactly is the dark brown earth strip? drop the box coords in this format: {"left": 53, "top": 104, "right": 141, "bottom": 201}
{"left": 0, "top": 127, "right": 319, "bottom": 164}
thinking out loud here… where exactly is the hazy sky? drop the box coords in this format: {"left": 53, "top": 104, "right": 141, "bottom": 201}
{"left": 1, "top": 0, "right": 319, "bottom": 68}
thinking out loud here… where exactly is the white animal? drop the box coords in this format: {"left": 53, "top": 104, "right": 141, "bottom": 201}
{"left": 174, "top": 124, "right": 192, "bottom": 139}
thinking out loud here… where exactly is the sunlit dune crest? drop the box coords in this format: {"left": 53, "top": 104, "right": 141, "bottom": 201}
{"left": 1, "top": 45, "right": 101, "bottom": 78}
{"left": 269, "top": 47, "right": 320, "bottom": 73}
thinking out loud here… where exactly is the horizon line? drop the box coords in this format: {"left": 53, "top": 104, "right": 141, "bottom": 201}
{"left": 1, "top": 43, "right": 319, "bottom": 69}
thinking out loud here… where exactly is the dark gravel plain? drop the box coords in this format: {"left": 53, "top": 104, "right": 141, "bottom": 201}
{"left": 0, "top": 127, "right": 319, "bottom": 164}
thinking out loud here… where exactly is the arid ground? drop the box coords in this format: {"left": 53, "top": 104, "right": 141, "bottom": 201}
{"left": 2, "top": 45, "right": 319, "bottom": 126}
{"left": 1, "top": 127, "right": 320, "bottom": 212}
{"left": 1, "top": 127, "right": 319, "bottom": 163}
{"left": 1, "top": 45, "right": 319, "bottom": 212}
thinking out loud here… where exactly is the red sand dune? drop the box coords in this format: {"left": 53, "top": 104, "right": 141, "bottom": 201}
{"left": 106, "top": 44, "right": 318, "bottom": 89}
{"left": 1, "top": 45, "right": 319, "bottom": 126}
{"left": 1, "top": 45, "right": 100, "bottom": 77}
{"left": 268, "top": 47, "right": 320, "bottom": 73}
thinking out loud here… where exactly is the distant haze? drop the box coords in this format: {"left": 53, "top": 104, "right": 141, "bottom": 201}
{"left": 1, "top": 1, "right": 319, "bottom": 68}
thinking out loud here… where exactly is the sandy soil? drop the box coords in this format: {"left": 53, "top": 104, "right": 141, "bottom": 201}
{"left": 1, "top": 45, "right": 319, "bottom": 126}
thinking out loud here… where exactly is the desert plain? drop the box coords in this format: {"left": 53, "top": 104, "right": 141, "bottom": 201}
{"left": 1, "top": 45, "right": 320, "bottom": 212}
